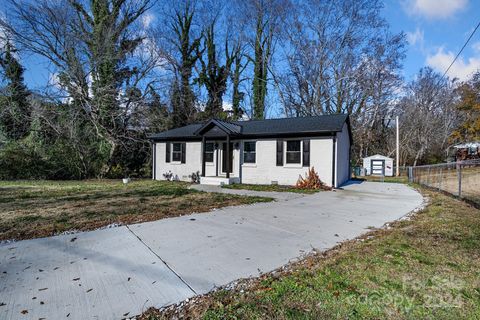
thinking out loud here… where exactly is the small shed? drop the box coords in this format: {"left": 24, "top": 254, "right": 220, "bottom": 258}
{"left": 363, "top": 154, "right": 394, "bottom": 177}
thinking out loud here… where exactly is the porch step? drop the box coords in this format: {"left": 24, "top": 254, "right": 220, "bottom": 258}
{"left": 200, "top": 176, "right": 240, "bottom": 186}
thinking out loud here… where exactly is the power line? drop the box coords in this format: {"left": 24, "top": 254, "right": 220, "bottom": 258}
{"left": 442, "top": 21, "right": 480, "bottom": 79}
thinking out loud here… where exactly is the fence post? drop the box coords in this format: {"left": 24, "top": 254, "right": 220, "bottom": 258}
{"left": 439, "top": 167, "right": 442, "bottom": 191}
{"left": 427, "top": 167, "right": 431, "bottom": 186}
{"left": 457, "top": 164, "right": 462, "bottom": 198}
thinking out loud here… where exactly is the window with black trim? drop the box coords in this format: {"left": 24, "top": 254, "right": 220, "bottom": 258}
{"left": 286, "top": 140, "right": 301, "bottom": 164}
{"left": 204, "top": 143, "right": 214, "bottom": 162}
{"left": 172, "top": 143, "right": 182, "bottom": 162}
{"left": 243, "top": 141, "right": 256, "bottom": 163}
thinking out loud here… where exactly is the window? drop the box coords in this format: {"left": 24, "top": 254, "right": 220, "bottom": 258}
{"left": 243, "top": 141, "right": 256, "bottom": 163}
{"left": 172, "top": 143, "right": 182, "bottom": 162}
{"left": 204, "top": 143, "right": 214, "bottom": 163}
{"left": 286, "top": 140, "right": 301, "bottom": 164}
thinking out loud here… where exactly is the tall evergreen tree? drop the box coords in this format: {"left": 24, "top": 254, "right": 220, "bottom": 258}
{"left": 0, "top": 41, "right": 30, "bottom": 140}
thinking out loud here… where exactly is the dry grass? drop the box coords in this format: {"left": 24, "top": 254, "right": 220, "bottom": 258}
{"left": 141, "top": 187, "right": 480, "bottom": 320}
{"left": 0, "top": 180, "right": 272, "bottom": 241}
{"left": 413, "top": 167, "right": 479, "bottom": 205}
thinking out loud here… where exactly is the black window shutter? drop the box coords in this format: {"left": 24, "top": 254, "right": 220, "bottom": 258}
{"left": 276, "top": 140, "right": 283, "bottom": 166}
{"left": 165, "top": 142, "right": 171, "bottom": 163}
{"left": 181, "top": 143, "right": 186, "bottom": 163}
{"left": 303, "top": 139, "right": 310, "bottom": 167}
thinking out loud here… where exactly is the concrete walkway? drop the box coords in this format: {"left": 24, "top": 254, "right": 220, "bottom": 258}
{"left": 190, "top": 184, "right": 305, "bottom": 201}
{"left": 0, "top": 181, "right": 423, "bottom": 320}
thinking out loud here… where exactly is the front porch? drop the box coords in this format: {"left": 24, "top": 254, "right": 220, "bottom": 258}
{"left": 199, "top": 176, "right": 240, "bottom": 186}
{"left": 197, "top": 119, "right": 242, "bottom": 185}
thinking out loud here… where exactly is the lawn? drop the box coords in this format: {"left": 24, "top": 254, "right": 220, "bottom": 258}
{"left": 222, "top": 183, "right": 320, "bottom": 194}
{"left": 0, "top": 180, "right": 273, "bottom": 241}
{"left": 141, "top": 187, "right": 480, "bottom": 319}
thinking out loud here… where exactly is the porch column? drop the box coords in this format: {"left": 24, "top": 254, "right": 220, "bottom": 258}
{"left": 226, "top": 135, "right": 230, "bottom": 178}
{"left": 201, "top": 135, "right": 206, "bottom": 177}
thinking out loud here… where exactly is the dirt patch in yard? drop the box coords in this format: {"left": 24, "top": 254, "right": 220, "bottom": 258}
{"left": 0, "top": 180, "right": 272, "bottom": 241}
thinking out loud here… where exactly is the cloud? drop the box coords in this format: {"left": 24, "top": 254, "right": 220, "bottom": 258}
{"left": 141, "top": 13, "right": 155, "bottom": 29}
{"left": 426, "top": 47, "right": 480, "bottom": 81}
{"left": 472, "top": 41, "right": 480, "bottom": 53}
{"left": 406, "top": 27, "right": 424, "bottom": 47}
{"left": 402, "top": 0, "right": 468, "bottom": 19}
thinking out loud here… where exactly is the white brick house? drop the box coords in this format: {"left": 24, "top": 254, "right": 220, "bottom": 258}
{"left": 150, "top": 114, "right": 352, "bottom": 188}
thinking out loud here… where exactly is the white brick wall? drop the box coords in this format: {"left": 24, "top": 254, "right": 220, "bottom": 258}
{"left": 154, "top": 136, "right": 340, "bottom": 186}
{"left": 240, "top": 138, "right": 333, "bottom": 186}
{"left": 154, "top": 142, "right": 202, "bottom": 181}
{"left": 154, "top": 141, "right": 241, "bottom": 182}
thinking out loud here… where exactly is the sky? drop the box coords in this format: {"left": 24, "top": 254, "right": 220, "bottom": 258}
{"left": 383, "top": 0, "right": 480, "bottom": 82}
{"left": 13, "top": 0, "right": 480, "bottom": 90}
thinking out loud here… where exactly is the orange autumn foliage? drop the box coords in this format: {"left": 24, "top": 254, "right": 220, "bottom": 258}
{"left": 296, "top": 167, "right": 331, "bottom": 190}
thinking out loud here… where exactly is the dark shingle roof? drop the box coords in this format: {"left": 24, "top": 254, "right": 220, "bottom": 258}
{"left": 149, "top": 114, "right": 349, "bottom": 140}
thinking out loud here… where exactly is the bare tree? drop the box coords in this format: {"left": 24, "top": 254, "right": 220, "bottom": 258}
{"left": 231, "top": 0, "right": 288, "bottom": 119}
{"left": 276, "top": 0, "right": 405, "bottom": 117}
{"left": 398, "top": 67, "right": 459, "bottom": 166}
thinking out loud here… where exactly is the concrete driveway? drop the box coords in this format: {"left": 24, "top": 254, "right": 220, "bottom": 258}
{"left": 0, "top": 181, "right": 423, "bottom": 320}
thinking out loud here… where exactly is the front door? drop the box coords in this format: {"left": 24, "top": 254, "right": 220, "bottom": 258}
{"left": 222, "top": 142, "right": 233, "bottom": 174}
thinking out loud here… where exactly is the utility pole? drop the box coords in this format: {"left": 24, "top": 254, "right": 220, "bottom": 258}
{"left": 396, "top": 115, "right": 400, "bottom": 177}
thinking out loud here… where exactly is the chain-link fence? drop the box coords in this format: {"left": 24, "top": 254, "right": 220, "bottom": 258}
{"left": 408, "top": 159, "right": 480, "bottom": 206}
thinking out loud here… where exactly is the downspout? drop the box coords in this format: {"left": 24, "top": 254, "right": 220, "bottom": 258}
{"left": 332, "top": 133, "right": 336, "bottom": 188}
{"left": 215, "top": 142, "right": 219, "bottom": 176}
{"left": 152, "top": 141, "right": 156, "bottom": 180}
{"left": 201, "top": 136, "right": 206, "bottom": 177}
